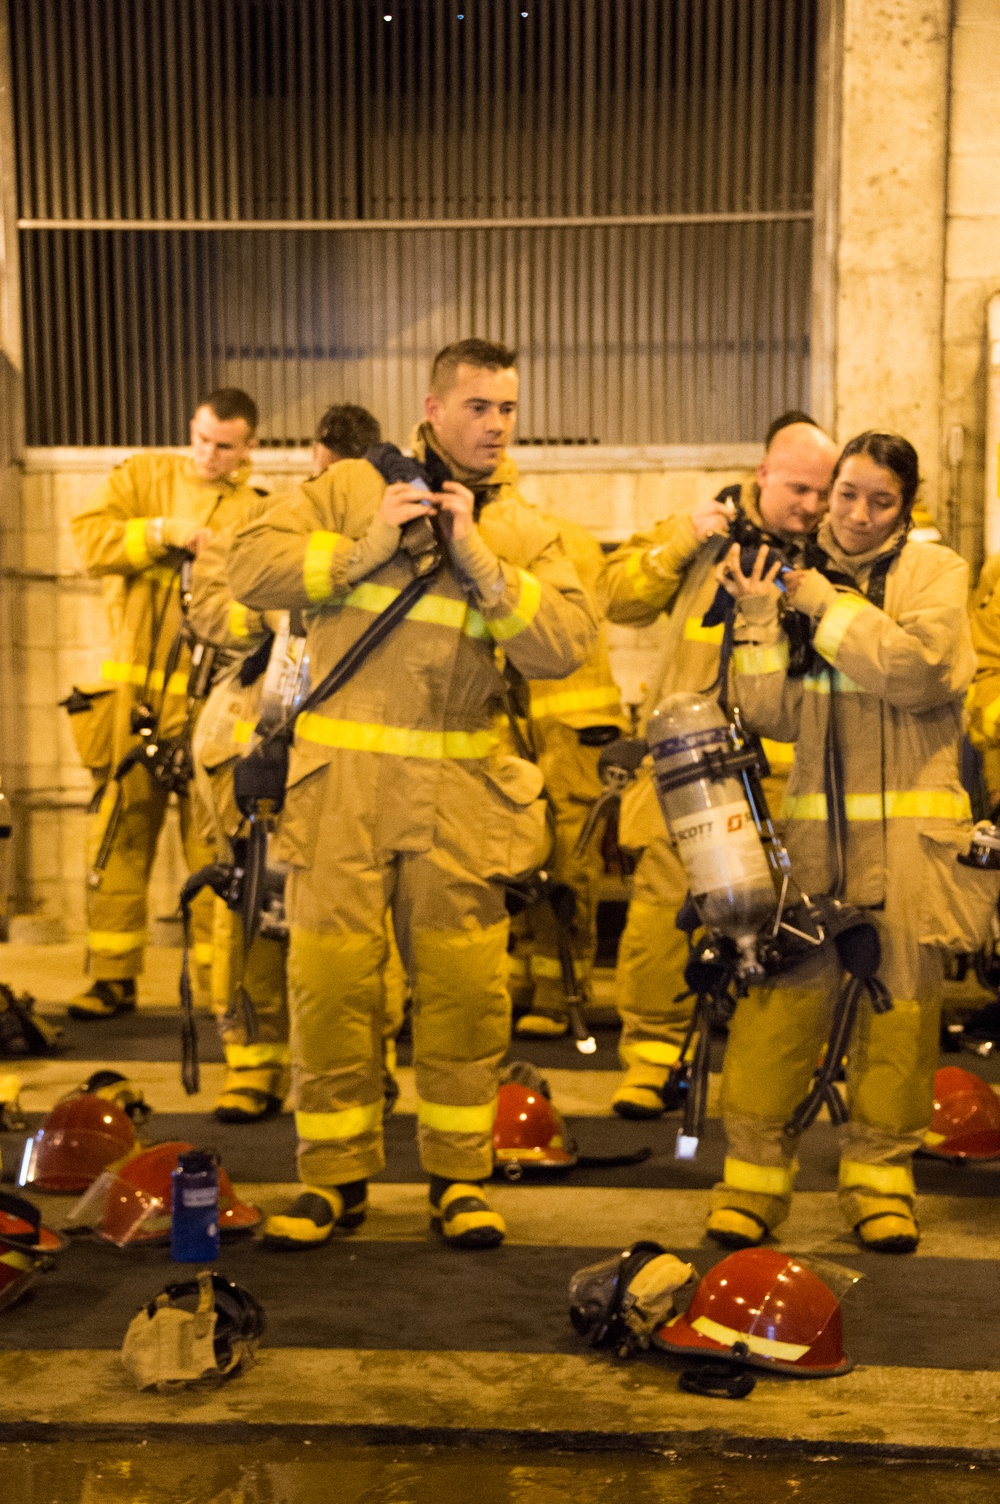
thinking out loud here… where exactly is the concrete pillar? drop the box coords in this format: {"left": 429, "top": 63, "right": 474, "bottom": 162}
{"left": 813, "top": 0, "right": 952, "bottom": 512}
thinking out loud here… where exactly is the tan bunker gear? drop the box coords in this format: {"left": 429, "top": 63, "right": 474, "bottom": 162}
{"left": 510, "top": 517, "right": 626, "bottom": 1036}
{"left": 69, "top": 453, "right": 263, "bottom": 1001}
{"left": 599, "top": 485, "right": 796, "bottom": 1114}
{"left": 226, "top": 448, "right": 597, "bottom": 1188}
{"left": 714, "top": 522, "right": 989, "bottom": 1248}
{"left": 967, "top": 551, "right": 1000, "bottom": 805}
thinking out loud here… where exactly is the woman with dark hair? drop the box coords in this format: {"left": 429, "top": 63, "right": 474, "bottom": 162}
{"left": 704, "top": 431, "right": 989, "bottom": 1254}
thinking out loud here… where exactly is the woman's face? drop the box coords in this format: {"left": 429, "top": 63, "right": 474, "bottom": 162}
{"left": 828, "top": 453, "right": 906, "bottom": 555}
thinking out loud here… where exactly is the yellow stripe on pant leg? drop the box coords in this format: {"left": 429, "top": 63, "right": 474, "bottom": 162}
{"left": 296, "top": 1102, "right": 383, "bottom": 1140}
{"left": 226, "top": 1042, "right": 292, "bottom": 1069}
{"left": 417, "top": 1098, "right": 498, "bottom": 1134}
{"left": 838, "top": 1159, "right": 915, "bottom": 1198}
{"left": 88, "top": 929, "right": 148, "bottom": 954}
{"left": 621, "top": 1040, "right": 683, "bottom": 1067}
{"left": 723, "top": 1156, "right": 796, "bottom": 1197}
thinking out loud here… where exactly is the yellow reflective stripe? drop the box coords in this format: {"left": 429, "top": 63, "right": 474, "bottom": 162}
{"left": 87, "top": 928, "right": 147, "bottom": 954}
{"left": 802, "top": 669, "right": 866, "bottom": 694}
{"left": 344, "top": 580, "right": 485, "bottom": 636}
{"left": 192, "top": 942, "right": 214, "bottom": 966}
{"left": 982, "top": 693, "right": 1000, "bottom": 743}
{"left": 225, "top": 1042, "right": 292, "bottom": 1069}
{"left": 101, "top": 661, "right": 188, "bottom": 696}
{"left": 624, "top": 548, "right": 671, "bottom": 603}
{"left": 124, "top": 517, "right": 153, "bottom": 569}
{"left": 759, "top": 738, "right": 794, "bottom": 768}
{"left": 839, "top": 1159, "right": 915, "bottom": 1197}
{"left": 814, "top": 592, "right": 870, "bottom": 663}
{"left": 683, "top": 614, "right": 725, "bottom": 645}
{"left": 732, "top": 642, "right": 789, "bottom": 676}
{"left": 295, "top": 1102, "right": 382, "bottom": 1141}
{"left": 303, "top": 530, "right": 341, "bottom": 603}
{"left": 529, "top": 954, "right": 572, "bottom": 981}
{"left": 723, "top": 1156, "right": 795, "bottom": 1197}
{"left": 231, "top": 719, "right": 255, "bottom": 745}
{"left": 296, "top": 711, "right": 498, "bottom": 761}
{"left": 507, "top": 954, "right": 530, "bottom": 979}
{"left": 690, "top": 1314, "right": 809, "bottom": 1363}
{"left": 228, "top": 601, "right": 252, "bottom": 641}
{"left": 923, "top": 1129, "right": 947, "bottom": 1147}
{"left": 781, "top": 790, "right": 972, "bottom": 822}
{"left": 486, "top": 569, "right": 543, "bottom": 641}
{"left": 529, "top": 684, "right": 622, "bottom": 719}
{"left": 417, "top": 1096, "right": 498, "bottom": 1134}
{"left": 625, "top": 1040, "right": 683, "bottom": 1068}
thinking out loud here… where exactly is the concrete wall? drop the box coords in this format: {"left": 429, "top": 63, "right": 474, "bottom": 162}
{"left": 943, "top": 0, "right": 1000, "bottom": 567}
{"left": 11, "top": 445, "right": 756, "bottom": 933}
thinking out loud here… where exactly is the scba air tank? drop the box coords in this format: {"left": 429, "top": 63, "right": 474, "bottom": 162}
{"left": 648, "top": 691, "right": 776, "bottom": 973}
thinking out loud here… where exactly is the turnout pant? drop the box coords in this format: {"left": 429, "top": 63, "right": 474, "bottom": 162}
{"left": 614, "top": 835, "right": 695, "bottom": 1074}
{"left": 288, "top": 841, "right": 510, "bottom": 1187}
{"left": 713, "top": 913, "right": 944, "bottom": 1232}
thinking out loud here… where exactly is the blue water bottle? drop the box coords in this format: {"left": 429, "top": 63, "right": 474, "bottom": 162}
{"left": 171, "top": 1148, "right": 220, "bottom": 1262}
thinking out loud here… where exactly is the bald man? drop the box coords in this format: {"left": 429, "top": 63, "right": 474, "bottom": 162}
{"left": 599, "top": 415, "right": 839, "bottom": 1118}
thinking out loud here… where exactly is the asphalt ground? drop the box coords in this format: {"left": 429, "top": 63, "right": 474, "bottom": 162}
{"left": 2, "top": 943, "right": 1000, "bottom": 1462}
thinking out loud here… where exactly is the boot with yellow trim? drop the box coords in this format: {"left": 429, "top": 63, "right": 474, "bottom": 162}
{"left": 67, "top": 978, "right": 137, "bottom": 1021}
{"left": 839, "top": 1162, "right": 920, "bottom": 1254}
{"left": 261, "top": 1180, "right": 368, "bottom": 1249}
{"left": 705, "top": 1159, "right": 794, "bottom": 1250}
{"left": 214, "top": 1063, "right": 289, "bottom": 1124}
{"left": 612, "top": 1060, "right": 688, "bottom": 1120}
{"left": 429, "top": 1177, "right": 506, "bottom": 1249}
{"left": 515, "top": 974, "right": 569, "bottom": 1039}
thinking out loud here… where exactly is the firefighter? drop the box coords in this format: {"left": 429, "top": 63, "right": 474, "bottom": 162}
{"left": 67, "top": 390, "right": 264, "bottom": 1021}
{"left": 509, "top": 516, "right": 627, "bottom": 1037}
{"left": 599, "top": 415, "right": 838, "bottom": 1117}
{"left": 966, "top": 550, "right": 1000, "bottom": 807}
{"left": 226, "top": 339, "right": 597, "bottom": 1249}
{"left": 712, "top": 431, "right": 983, "bottom": 1253}
{"left": 188, "top": 404, "right": 410, "bottom": 1123}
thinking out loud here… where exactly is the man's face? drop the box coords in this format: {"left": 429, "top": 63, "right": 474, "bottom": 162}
{"left": 424, "top": 364, "right": 519, "bottom": 475}
{"left": 756, "top": 424, "right": 838, "bottom": 537}
{"left": 189, "top": 405, "right": 256, "bottom": 482}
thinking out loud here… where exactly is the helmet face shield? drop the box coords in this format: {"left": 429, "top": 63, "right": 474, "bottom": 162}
{"left": 67, "top": 1169, "right": 169, "bottom": 1246}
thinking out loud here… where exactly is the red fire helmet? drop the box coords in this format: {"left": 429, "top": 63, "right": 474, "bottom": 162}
{"left": 18, "top": 1093, "right": 136, "bottom": 1193}
{"left": 653, "top": 1248, "right": 857, "bottom": 1378}
{"left": 493, "top": 1081, "right": 576, "bottom": 1176}
{"left": 90, "top": 1141, "right": 261, "bottom": 1246}
{"left": 923, "top": 1066, "right": 1000, "bottom": 1161}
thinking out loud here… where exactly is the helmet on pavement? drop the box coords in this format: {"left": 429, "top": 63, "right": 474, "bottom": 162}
{"left": 69, "top": 1140, "right": 261, "bottom": 1245}
{"left": 923, "top": 1066, "right": 1000, "bottom": 1160}
{"left": 0, "top": 1238, "right": 38, "bottom": 1314}
{"left": 493, "top": 1080, "right": 576, "bottom": 1178}
{"left": 653, "top": 1248, "right": 859, "bottom": 1378}
{"left": 18, "top": 1092, "right": 137, "bottom": 1192}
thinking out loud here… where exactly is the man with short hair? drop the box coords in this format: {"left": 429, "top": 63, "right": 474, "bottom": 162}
{"left": 600, "top": 417, "right": 839, "bottom": 1117}
{"left": 312, "top": 404, "right": 382, "bottom": 475}
{"left": 226, "top": 339, "right": 597, "bottom": 1249}
{"left": 67, "top": 389, "right": 264, "bottom": 1019}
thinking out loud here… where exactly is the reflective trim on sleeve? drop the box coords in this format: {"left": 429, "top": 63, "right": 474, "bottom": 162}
{"left": 723, "top": 1156, "right": 796, "bottom": 1197}
{"left": 759, "top": 738, "right": 795, "bottom": 768}
{"left": 225, "top": 1042, "right": 292, "bottom": 1069}
{"left": 101, "top": 660, "right": 188, "bottom": 696}
{"left": 781, "top": 790, "right": 972, "bottom": 823}
{"left": 416, "top": 1096, "right": 498, "bottom": 1134}
{"left": 690, "top": 1314, "right": 810, "bottom": 1363}
{"left": 623, "top": 1040, "right": 683, "bottom": 1068}
{"left": 732, "top": 642, "right": 789, "bottom": 676}
{"left": 486, "top": 569, "right": 543, "bottom": 641}
{"left": 124, "top": 517, "right": 153, "bottom": 569}
{"left": 232, "top": 719, "right": 255, "bottom": 745}
{"left": 529, "top": 684, "right": 622, "bottom": 720}
{"left": 303, "top": 530, "right": 341, "bottom": 603}
{"left": 684, "top": 615, "right": 725, "bottom": 645}
{"left": 87, "top": 928, "right": 148, "bottom": 955}
{"left": 624, "top": 547, "right": 672, "bottom": 603}
{"left": 296, "top": 711, "right": 498, "bottom": 761}
{"left": 813, "top": 592, "right": 870, "bottom": 663}
{"left": 802, "top": 668, "right": 866, "bottom": 694}
{"left": 295, "top": 1102, "right": 383, "bottom": 1141}
{"left": 838, "top": 1159, "right": 916, "bottom": 1198}
{"left": 228, "top": 601, "right": 252, "bottom": 640}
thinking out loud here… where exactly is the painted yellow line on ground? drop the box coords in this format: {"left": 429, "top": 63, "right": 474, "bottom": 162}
{"left": 29, "top": 1183, "right": 1000, "bottom": 1261}
{"left": 1, "top": 1349, "right": 998, "bottom": 1456}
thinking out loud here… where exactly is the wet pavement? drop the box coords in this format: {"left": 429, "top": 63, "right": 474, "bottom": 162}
{"left": 2, "top": 1440, "right": 999, "bottom": 1503}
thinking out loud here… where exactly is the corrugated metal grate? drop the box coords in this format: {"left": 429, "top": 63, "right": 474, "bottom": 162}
{"left": 11, "top": 0, "right": 816, "bottom": 446}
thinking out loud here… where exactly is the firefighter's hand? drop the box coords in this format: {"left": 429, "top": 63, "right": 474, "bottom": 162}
{"left": 378, "top": 482, "right": 434, "bottom": 528}
{"left": 691, "top": 494, "right": 736, "bottom": 542}
{"left": 434, "top": 481, "right": 476, "bottom": 541}
{"left": 716, "top": 542, "right": 783, "bottom": 598}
